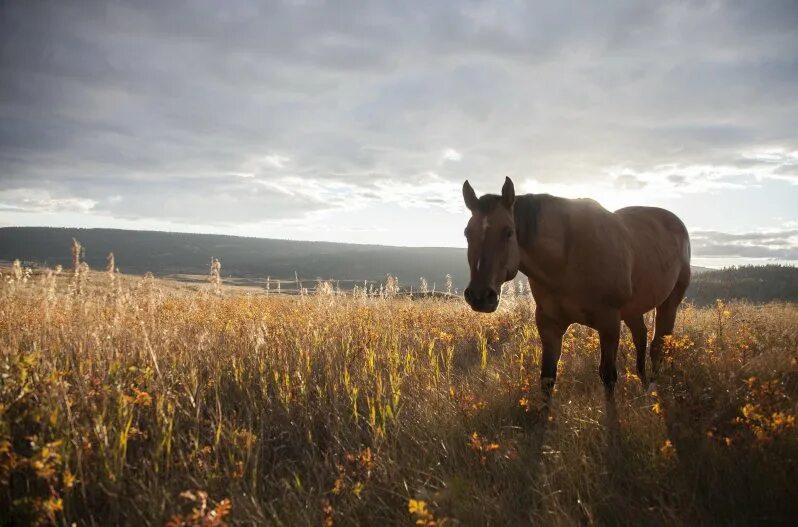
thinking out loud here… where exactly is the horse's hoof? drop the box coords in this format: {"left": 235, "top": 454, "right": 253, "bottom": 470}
{"left": 541, "top": 377, "right": 555, "bottom": 400}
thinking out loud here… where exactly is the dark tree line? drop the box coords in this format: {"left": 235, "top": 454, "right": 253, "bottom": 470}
{"left": 686, "top": 264, "right": 798, "bottom": 306}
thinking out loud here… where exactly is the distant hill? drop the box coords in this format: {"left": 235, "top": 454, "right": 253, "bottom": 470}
{"left": 0, "top": 227, "right": 468, "bottom": 290}
{"left": 0, "top": 227, "right": 794, "bottom": 304}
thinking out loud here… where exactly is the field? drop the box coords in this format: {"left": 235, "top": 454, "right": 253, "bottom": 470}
{"left": 1, "top": 261, "right": 797, "bottom": 526}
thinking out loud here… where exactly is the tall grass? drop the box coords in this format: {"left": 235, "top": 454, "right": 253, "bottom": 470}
{"left": 1, "top": 262, "right": 796, "bottom": 526}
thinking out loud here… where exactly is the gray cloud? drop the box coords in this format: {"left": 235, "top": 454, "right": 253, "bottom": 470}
{"left": 692, "top": 229, "right": 798, "bottom": 260}
{"left": 1, "top": 0, "right": 798, "bottom": 227}
{"left": 667, "top": 174, "right": 687, "bottom": 185}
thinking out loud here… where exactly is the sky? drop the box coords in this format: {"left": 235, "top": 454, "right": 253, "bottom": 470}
{"left": 1, "top": 0, "right": 797, "bottom": 268}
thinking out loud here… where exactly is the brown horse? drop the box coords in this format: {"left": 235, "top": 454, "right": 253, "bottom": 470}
{"left": 462, "top": 177, "right": 691, "bottom": 396}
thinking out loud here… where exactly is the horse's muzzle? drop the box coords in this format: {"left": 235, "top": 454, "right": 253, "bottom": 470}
{"left": 464, "top": 286, "right": 499, "bottom": 313}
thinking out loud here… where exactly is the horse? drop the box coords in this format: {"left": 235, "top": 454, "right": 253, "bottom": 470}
{"left": 462, "top": 177, "right": 691, "bottom": 397}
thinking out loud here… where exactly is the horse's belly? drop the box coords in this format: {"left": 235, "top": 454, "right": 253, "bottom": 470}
{"left": 531, "top": 287, "right": 614, "bottom": 327}
{"left": 620, "top": 289, "right": 670, "bottom": 318}
{"left": 620, "top": 262, "right": 682, "bottom": 317}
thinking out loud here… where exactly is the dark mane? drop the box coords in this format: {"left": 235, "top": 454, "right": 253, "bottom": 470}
{"left": 476, "top": 192, "right": 553, "bottom": 243}
{"left": 477, "top": 194, "right": 563, "bottom": 243}
{"left": 514, "top": 193, "right": 554, "bottom": 245}
{"left": 474, "top": 194, "right": 503, "bottom": 213}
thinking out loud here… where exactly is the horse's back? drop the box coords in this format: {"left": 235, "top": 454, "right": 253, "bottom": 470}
{"left": 614, "top": 206, "right": 691, "bottom": 316}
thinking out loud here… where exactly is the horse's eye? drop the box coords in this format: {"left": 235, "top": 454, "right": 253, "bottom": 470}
{"left": 464, "top": 227, "right": 472, "bottom": 238}
{"left": 504, "top": 227, "right": 513, "bottom": 239}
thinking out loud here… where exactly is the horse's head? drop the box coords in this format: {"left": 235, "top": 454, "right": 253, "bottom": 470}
{"left": 462, "top": 177, "right": 520, "bottom": 313}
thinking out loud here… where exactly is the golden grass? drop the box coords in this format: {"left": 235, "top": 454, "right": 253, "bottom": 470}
{"left": 1, "top": 266, "right": 797, "bottom": 526}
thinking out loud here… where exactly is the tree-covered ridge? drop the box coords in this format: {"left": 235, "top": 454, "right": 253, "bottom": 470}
{"left": 686, "top": 264, "right": 798, "bottom": 305}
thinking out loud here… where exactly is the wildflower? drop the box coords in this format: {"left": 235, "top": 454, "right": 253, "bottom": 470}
{"left": 771, "top": 412, "right": 795, "bottom": 428}
{"left": 660, "top": 439, "right": 676, "bottom": 459}
{"left": 133, "top": 388, "right": 152, "bottom": 407}
{"left": 408, "top": 499, "right": 428, "bottom": 515}
{"left": 322, "top": 499, "right": 334, "bottom": 527}
{"left": 167, "top": 491, "right": 232, "bottom": 527}
{"left": 63, "top": 469, "right": 77, "bottom": 489}
{"left": 359, "top": 447, "right": 373, "bottom": 471}
{"left": 352, "top": 481, "right": 364, "bottom": 498}
{"left": 438, "top": 331, "right": 454, "bottom": 345}
{"left": 408, "top": 499, "right": 437, "bottom": 526}
{"left": 469, "top": 432, "right": 501, "bottom": 464}
{"left": 44, "top": 497, "right": 64, "bottom": 514}
{"left": 332, "top": 477, "right": 344, "bottom": 495}
{"left": 233, "top": 429, "right": 257, "bottom": 450}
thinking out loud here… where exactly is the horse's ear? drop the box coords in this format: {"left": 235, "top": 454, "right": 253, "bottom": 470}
{"left": 463, "top": 180, "right": 479, "bottom": 211}
{"left": 501, "top": 177, "right": 515, "bottom": 209}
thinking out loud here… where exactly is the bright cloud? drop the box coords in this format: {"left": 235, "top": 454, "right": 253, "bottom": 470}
{"left": 440, "top": 148, "right": 463, "bottom": 163}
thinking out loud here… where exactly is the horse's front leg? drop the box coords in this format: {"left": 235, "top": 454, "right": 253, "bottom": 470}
{"left": 596, "top": 311, "right": 621, "bottom": 398}
{"left": 536, "top": 307, "right": 567, "bottom": 398}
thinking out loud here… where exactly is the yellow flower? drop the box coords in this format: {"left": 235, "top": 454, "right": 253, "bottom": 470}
{"left": 331, "top": 477, "right": 344, "bottom": 495}
{"left": 408, "top": 499, "right": 436, "bottom": 526}
{"left": 63, "top": 469, "right": 77, "bottom": 489}
{"left": 133, "top": 388, "right": 152, "bottom": 407}
{"left": 660, "top": 439, "right": 676, "bottom": 458}
{"left": 352, "top": 481, "right": 364, "bottom": 498}
{"left": 408, "top": 498, "right": 430, "bottom": 516}
{"left": 45, "top": 497, "right": 63, "bottom": 514}
{"left": 771, "top": 412, "right": 795, "bottom": 429}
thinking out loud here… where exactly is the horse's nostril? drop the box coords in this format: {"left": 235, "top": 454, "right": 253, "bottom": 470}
{"left": 464, "top": 287, "right": 474, "bottom": 303}
{"left": 486, "top": 288, "right": 498, "bottom": 302}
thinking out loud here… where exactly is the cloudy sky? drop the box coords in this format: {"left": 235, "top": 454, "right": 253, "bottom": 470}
{"left": 1, "top": 0, "right": 797, "bottom": 267}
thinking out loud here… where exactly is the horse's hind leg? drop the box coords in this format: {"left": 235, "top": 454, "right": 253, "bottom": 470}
{"left": 624, "top": 315, "right": 648, "bottom": 385}
{"left": 650, "top": 273, "right": 690, "bottom": 378}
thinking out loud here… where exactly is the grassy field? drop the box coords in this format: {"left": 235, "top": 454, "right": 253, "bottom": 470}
{"left": 1, "top": 261, "right": 797, "bottom": 526}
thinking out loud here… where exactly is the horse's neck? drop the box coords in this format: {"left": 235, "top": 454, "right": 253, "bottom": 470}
{"left": 513, "top": 194, "right": 568, "bottom": 287}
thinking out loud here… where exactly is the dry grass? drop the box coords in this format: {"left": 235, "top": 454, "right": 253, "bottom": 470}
{"left": 1, "top": 263, "right": 797, "bottom": 526}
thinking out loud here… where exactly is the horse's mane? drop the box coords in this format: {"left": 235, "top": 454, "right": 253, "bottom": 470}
{"left": 514, "top": 193, "right": 556, "bottom": 246}
{"left": 473, "top": 192, "right": 557, "bottom": 245}
{"left": 472, "top": 194, "right": 503, "bottom": 213}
